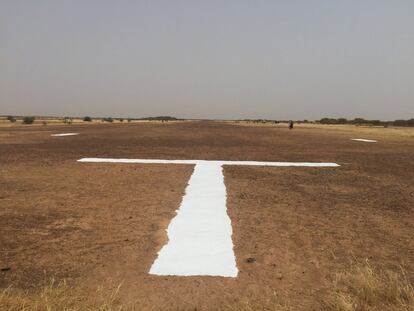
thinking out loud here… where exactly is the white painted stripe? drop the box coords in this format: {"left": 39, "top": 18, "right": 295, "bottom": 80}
{"left": 221, "top": 161, "right": 340, "bottom": 167}
{"left": 351, "top": 138, "right": 377, "bottom": 143}
{"left": 77, "top": 158, "right": 340, "bottom": 167}
{"left": 149, "top": 163, "right": 238, "bottom": 277}
{"left": 51, "top": 133, "right": 79, "bottom": 137}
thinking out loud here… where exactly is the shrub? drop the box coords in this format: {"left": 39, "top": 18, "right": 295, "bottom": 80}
{"left": 337, "top": 118, "right": 348, "bottom": 124}
{"left": 7, "top": 115, "right": 16, "bottom": 123}
{"left": 42, "top": 121, "right": 47, "bottom": 126}
{"left": 63, "top": 117, "right": 72, "bottom": 124}
{"left": 22, "top": 116, "right": 35, "bottom": 124}
{"left": 83, "top": 116, "right": 92, "bottom": 122}
{"left": 103, "top": 117, "right": 113, "bottom": 123}
{"left": 320, "top": 118, "right": 338, "bottom": 124}
{"left": 393, "top": 119, "right": 414, "bottom": 127}
{"left": 351, "top": 118, "right": 366, "bottom": 125}
{"left": 119, "top": 118, "right": 124, "bottom": 122}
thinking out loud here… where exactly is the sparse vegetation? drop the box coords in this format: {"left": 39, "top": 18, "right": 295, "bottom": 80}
{"left": 319, "top": 117, "right": 414, "bottom": 127}
{"left": 64, "top": 117, "right": 73, "bottom": 125}
{"left": 0, "top": 261, "right": 412, "bottom": 310}
{"left": 0, "top": 280, "right": 124, "bottom": 311}
{"left": 7, "top": 115, "right": 16, "bottom": 123}
{"left": 325, "top": 261, "right": 414, "bottom": 311}
{"left": 22, "top": 116, "right": 35, "bottom": 124}
{"left": 102, "top": 117, "right": 114, "bottom": 123}
{"left": 0, "top": 280, "right": 294, "bottom": 311}
{"left": 139, "top": 116, "right": 179, "bottom": 121}
{"left": 240, "top": 119, "right": 280, "bottom": 124}
{"left": 83, "top": 116, "right": 92, "bottom": 122}
{"left": 394, "top": 119, "right": 414, "bottom": 127}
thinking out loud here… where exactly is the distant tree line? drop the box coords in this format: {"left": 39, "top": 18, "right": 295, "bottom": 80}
{"left": 3, "top": 115, "right": 177, "bottom": 124}
{"left": 236, "top": 118, "right": 414, "bottom": 127}
{"left": 240, "top": 119, "right": 317, "bottom": 124}
{"left": 138, "top": 116, "right": 179, "bottom": 121}
{"left": 241, "top": 119, "right": 279, "bottom": 124}
{"left": 318, "top": 117, "right": 414, "bottom": 127}
{"left": 5, "top": 115, "right": 412, "bottom": 127}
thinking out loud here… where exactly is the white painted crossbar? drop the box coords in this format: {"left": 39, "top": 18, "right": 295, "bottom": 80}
{"left": 51, "top": 133, "right": 79, "bottom": 137}
{"left": 78, "top": 157, "right": 339, "bottom": 277}
{"left": 351, "top": 138, "right": 377, "bottom": 143}
{"left": 78, "top": 158, "right": 340, "bottom": 167}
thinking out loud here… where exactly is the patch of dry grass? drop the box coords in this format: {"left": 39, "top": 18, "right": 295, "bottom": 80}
{"left": 0, "top": 281, "right": 293, "bottom": 311}
{"left": 325, "top": 261, "right": 414, "bottom": 311}
{"left": 0, "top": 280, "right": 124, "bottom": 311}
{"left": 0, "top": 284, "right": 292, "bottom": 311}
{"left": 233, "top": 120, "right": 414, "bottom": 138}
{"left": 2, "top": 262, "right": 412, "bottom": 311}
{"left": 219, "top": 300, "right": 292, "bottom": 311}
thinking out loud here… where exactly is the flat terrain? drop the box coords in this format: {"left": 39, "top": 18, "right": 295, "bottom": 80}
{"left": 1, "top": 121, "right": 413, "bottom": 310}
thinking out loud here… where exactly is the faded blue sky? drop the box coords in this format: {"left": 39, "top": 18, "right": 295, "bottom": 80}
{"left": 1, "top": 1, "right": 413, "bottom": 120}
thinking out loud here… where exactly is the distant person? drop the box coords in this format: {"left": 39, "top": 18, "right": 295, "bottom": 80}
{"left": 288, "top": 120, "right": 294, "bottom": 129}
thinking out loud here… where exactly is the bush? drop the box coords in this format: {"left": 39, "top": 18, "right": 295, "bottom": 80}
{"left": 337, "top": 118, "right": 348, "bottom": 124}
{"left": 393, "top": 119, "right": 414, "bottom": 127}
{"left": 320, "top": 118, "right": 339, "bottom": 124}
{"left": 103, "top": 117, "right": 113, "bottom": 123}
{"left": 7, "top": 115, "right": 16, "bottom": 123}
{"left": 351, "top": 118, "right": 366, "bottom": 125}
{"left": 63, "top": 117, "right": 72, "bottom": 124}
{"left": 83, "top": 116, "right": 92, "bottom": 122}
{"left": 119, "top": 118, "right": 124, "bottom": 122}
{"left": 22, "top": 116, "right": 35, "bottom": 124}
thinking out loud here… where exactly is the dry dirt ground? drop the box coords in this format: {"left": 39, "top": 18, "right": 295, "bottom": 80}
{"left": 1, "top": 121, "right": 413, "bottom": 310}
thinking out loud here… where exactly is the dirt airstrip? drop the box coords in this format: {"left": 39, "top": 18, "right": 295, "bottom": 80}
{"left": 1, "top": 121, "right": 413, "bottom": 310}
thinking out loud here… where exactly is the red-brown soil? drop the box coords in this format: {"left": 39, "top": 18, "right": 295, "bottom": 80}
{"left": 1, "top": 121, "right": 413, "bottom": 310}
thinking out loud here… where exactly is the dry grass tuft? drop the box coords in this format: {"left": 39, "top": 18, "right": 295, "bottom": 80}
{"left": 0, "top": 279, "right": 125, "bottom": 311}
{"left": 1, "top": 263, "right": 412, "bottom": 311}
{"left": 326, "top": 261, "right": 414, "bottom": 311}
{"left": 218, "top": 296, "right": 292, "bottom": 311}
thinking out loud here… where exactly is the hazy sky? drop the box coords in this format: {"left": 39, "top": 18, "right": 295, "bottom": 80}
{"left": 1, "top": 1, "right": 413, "bottom": 120}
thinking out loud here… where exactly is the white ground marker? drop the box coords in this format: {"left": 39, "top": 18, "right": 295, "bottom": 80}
{"left": 51, "top": 133, "right": 79, "bottom": 137}
{"left": 77, "top": 158, "right": 340, "bottom": 277}
{"left": 351, "top": 138, "right": 377, "bottom": 143}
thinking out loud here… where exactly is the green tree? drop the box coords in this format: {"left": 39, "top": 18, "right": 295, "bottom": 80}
{"left": 23, "top": 116, "right": 35, "bottom": 124}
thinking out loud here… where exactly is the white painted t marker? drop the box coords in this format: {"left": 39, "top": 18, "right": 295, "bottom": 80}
{"left": 78, "top": 158, "right": 340, "bottom": 277}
